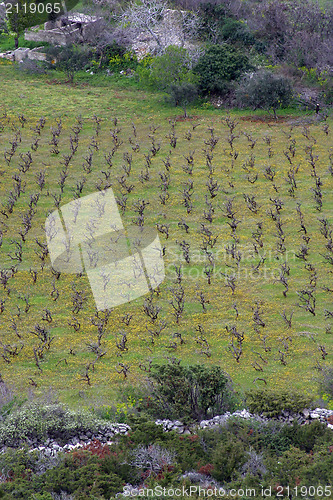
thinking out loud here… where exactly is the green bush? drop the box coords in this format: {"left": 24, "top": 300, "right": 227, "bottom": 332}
{"left": 165, "top": 83, "right": 198, "bottom": 117}
{"left": 45, "top": 44, "right": 94, "bottom": 83}
{"left": 211, "top": 434, "right": 246, "bottom": 482}
{"left": 221, "top": 19, "right": 256, "bottom": 47}
{"left": 245, "top": 388, "right": 313, "bottom": 418}
{"left": 143, "top": 363, "right": 237, "bottom": 422}
{"left": 236, "top": 69, "right": 293, "bottom": 118}
{"left": 139, "top": 46, "right": 197, "bottom": 90}
{"left": 280, "top": 420, "right": 327, "bottom": 453}
{"left": 269, "top": 446, "right": 312, "bottom": 488}
{"left": 198, "top": 3, "right": 232, "bottom": 44}
{"left": 318, "top": 367, "right": 333, "bottom": 401}
{"left": 194, "top": 44, "right": 251, "bottom": 95}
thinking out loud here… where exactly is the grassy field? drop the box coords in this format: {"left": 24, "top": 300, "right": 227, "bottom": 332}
{"left": 0, "top": 63, "right": 332, "bottom": 409}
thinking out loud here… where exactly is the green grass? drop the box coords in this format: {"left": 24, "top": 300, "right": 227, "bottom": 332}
{"left": 0, "top": 33, "right": 51, "bottom": 52}
{"left": 0, "top": 64, "right": 332, "bottom": 409}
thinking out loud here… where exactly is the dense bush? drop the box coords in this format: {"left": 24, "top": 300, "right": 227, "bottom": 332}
{"left": 319, "top": 367, "right": 333, "bottom": 405}
{"left": 0, "top": 402, "right": 115, "bottom": 447}
{"left": 211, "top": 435, "right": 246, "bottom": 482}
{"left": 93, "top": 40, "right": 127, "bottom": 70}
{"left": 198, "top": 3, "right": 234, "bottom": 45}
{"left": 194, "top": 44, "right": 251, "bottom": 95}
{"left": 138, "top": 46, "right": 197, "bottom": 90}
{"left": 143, "top": 363, "right": 237, "bottom": 422}
{"left": 236, "top": 69, "right": 293, "bottom": 117}
{"left": 245, "top": 388, "right": 313, "bottom": 418}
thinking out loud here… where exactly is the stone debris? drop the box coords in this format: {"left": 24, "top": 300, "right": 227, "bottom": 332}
{"left": 24, "top": 13, "right": 100, "bottom": 46}
{"left": 155, "top": 407, "right": 333, "bottom": 434}
{"left": 0, "top": 46, "right": 47, "bottom": 62}
{"left": 0, "top": 407, "right": 331, "bottom": 457}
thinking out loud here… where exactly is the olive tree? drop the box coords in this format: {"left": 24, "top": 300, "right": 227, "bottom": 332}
{"left": 236, "top": 69, "right": 293, "bottom": 118}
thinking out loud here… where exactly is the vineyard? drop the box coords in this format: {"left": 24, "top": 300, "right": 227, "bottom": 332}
{"left": 0, "top": 68, "right": 332, "bottom": 407}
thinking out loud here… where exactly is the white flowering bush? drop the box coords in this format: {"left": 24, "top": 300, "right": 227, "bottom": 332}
{"left": 0, "top": 402, "right": 113, "bottom": 446}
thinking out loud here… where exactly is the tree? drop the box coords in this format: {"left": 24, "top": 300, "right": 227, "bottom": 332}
{"left": 166, "top": 83, "right": 198, "bottom": 118}
{"left": 194, "top": 43, "right": 251, "bottom": 95}
{"left": 6, "top": 0, "right": 35, "bottom": 49}
{"left": 236, "top": 69, "right": 293, "bottom": 118}
{"left": 118, "top": 0, "right": 200, "bottom": 54}
{"left": 118, "top": 0, "right": 167, "bottom": 52}
{"left": 46, "top": 44, "right": 93, "bottom": 83}
{"left": 147, "top": 45, "right": 197, "bottom": 90}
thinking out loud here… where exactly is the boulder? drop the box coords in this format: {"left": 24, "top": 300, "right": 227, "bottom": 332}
{"left": 14, "top": 48, "right": 30, "bottom": 62}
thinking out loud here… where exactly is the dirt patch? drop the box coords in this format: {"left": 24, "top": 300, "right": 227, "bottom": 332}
{"left": 46, "top": 79, "right": 89, "bottom": 87}
{"left": 167, "top": 115, "right": 201, "bottom": 122}
{"left": 240, "top": 115, "right": 298, "bottom": 124}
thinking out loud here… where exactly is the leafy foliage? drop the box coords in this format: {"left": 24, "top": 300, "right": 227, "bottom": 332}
{"left": 236, "top": 69, "right": 293, "bottom": 117}
{"left": 144, "top": 363, "right": 236, "bottom": 422}
{"left": 45, "top": 44, "right": 94, "bottom": 83}
{"left": 140, "top": 45, "right": 197, "bottom": 90}
{"left": 245, "top": 388, "right": 313, "bottom": 418}
{"left": 0, "top": 407, "right": 331, "bottom": 497}
{"left": 194, "top": 44, "right": 251, "bottom": 94}
{"left": 165, "top": 83, "right": 198, "bottom": 117}
{"left": 0, "top": 402, "right": 116, "bottom": 447}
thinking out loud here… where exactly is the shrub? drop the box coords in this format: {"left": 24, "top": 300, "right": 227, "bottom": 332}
{"left": 211, "top": 435, "right": 246, "bottom": 482}
{"left": 236, "top": 69, "right": 293, "bottom": 118}
{"left": 318, "top": 367, "right": 333, "bottom": 401}
{"left": 301, "top": 443, "right": 333, "bottom": 485}
{"left": 141, "top": 46, "right": 197, "bottom": 90}
{"left": 280, "top": 420, "right": 327, "bottom": 453}
{"left": 130, "top": 444, "right": 176, "bottom": 476}
{"left": 240, "top": 449, "right": 267, "bottom": 478}
{"left": 221, "top": 19, "right": 256, "bottom": 47}
{"left": 144, "top": 363, "right": 237, "bottom": 422}
{"left": 245, "top": 388, "right": 313, "bottom": 418}
{"left": 270, "top": 446, "right": 312, "bottom": 488}
{"left": 16, "top": 59, "right": 47, "bottom": 75}
{"left": 194, "top": 44, "right": 251, "bottom": 95}
{"left": 0, "top": 402, "right": 117, "bottom": 447}
{"left": 198, "top": 3, "right": 232, "bottom": 44}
